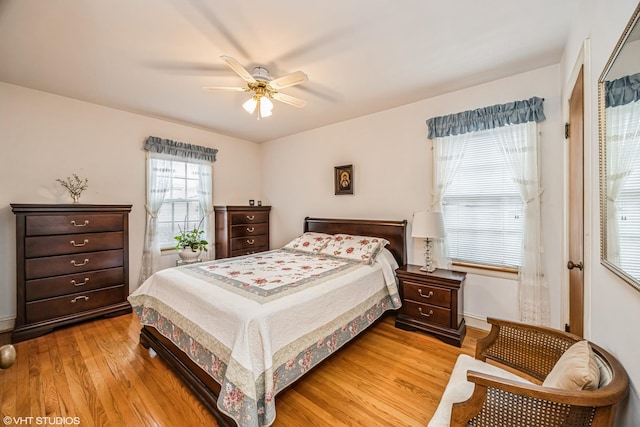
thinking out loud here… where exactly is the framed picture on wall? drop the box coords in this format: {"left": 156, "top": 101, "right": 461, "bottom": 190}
{"left": 334, "top": 164, "right": 353, "bottom": 195}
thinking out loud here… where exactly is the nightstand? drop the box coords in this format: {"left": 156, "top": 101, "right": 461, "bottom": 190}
{"left": 394, "top": 265, "right": 466, "bottom": 347}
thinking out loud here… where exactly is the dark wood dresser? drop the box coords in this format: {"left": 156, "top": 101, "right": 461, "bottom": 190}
{"left": 395, "top": 265, "right": 466, "bottom": 347}
{"left": 214, "top": 205, "right": 271, "bottom": 259}
{"left": 11, "top": 204, "right": 132, "bottom": 342}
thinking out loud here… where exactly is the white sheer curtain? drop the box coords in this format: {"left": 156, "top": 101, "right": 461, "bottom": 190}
{"left": 139, "top": 152, "right": 172, "bottom": 285}
{"left": 489, "top": 121, "right": 549, "bottom": 325}
{"left": 195, "top": 160, "right": 214, "bottom": 260}
{"left": 431, "top": 133, "right": 470, "bottom": 269}
{"left": 605, "top": 100, "right": 640, "bottom": 264}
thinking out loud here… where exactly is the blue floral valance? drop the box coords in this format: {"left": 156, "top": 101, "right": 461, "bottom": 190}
{"left": 144, "top": 136, "right": 218, "bottom": 162}
{"left": 426, "top": 96, "right": 545, "bottom": 139}
{"left": 605, "top": 72, "right": 640, "bottom": 108}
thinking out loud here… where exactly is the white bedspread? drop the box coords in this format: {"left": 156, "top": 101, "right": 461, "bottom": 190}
{"left": 128, "top": 248, "right": 400, "bottom": 427}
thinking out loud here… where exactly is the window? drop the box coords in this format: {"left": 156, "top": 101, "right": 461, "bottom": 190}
{"left": 607, "top": 101, "right": 640, "bottom": 280}
{"left": 441, "top": 129, "right": 524, "bottom": 269}
{"left": 155, "top": 159, "right": 211, "bottom": 249}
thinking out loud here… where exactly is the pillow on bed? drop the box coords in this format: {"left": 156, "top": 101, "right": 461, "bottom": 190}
{"left": 318, "top": 234, "right": 390, "bottom": 265}
{"left": 283, "top": 232, "right": 333, "bottom": 253}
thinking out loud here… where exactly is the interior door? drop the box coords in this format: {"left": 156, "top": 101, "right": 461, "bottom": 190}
{"left": 568, "top": 66, "right": 585, "bottom": 337}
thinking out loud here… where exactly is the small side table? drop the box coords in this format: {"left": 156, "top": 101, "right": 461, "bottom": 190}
{"left": 394, "top": 265, "right": 466, "bottom": 347}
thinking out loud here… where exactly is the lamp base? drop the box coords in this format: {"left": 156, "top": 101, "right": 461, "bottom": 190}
{"left": 421, "top": 238, "right": 436, "bottom": 273}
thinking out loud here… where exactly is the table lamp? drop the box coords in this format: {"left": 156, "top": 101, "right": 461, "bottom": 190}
{"left": 411, "top": 211, "right": 445, "bottom": 272}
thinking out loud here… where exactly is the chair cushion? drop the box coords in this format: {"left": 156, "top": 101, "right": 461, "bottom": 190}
{"left": 428, "top": 354, "right": 533, "bottom": 427}
{"left": 542, "top": 340, "right": 600, "bottom": 391}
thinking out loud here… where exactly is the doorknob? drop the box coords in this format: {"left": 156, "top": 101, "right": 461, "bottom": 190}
{"left": 567, "top": 260, "right": 584, "bottom": 271}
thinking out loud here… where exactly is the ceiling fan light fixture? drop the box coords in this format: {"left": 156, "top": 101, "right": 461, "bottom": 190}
{"left": 243, "top": 96, "right": 258, "bottom": 114}
{"left": 260, "top": 96, "right": 273, "bottom": 117}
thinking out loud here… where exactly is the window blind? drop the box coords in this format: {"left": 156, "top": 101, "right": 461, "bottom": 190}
{"left": 442, "top": 129, "right": 523, "bottom": 268}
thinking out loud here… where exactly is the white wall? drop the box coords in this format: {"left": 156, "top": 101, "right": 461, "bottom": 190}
{"left": 561, "top": 0, "right": 640, "bottom": 423}
{"left": 0, "top": 82, "right": 262, "bottom": 329}
{"left": 261, "top": 64, "right": 564, "bottom": 330}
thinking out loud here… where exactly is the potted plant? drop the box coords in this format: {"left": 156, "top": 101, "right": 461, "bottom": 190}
{"left": 175, "top": 218, "right": 208, "bottom": 263}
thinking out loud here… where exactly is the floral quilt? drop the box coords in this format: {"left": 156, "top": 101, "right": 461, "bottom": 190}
{"left": 129, "top": 249, "right": 400, "bottom": 427}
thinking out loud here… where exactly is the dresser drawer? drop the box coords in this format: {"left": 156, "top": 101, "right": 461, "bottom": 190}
{"left": 230, "top": 211, "right": 269, "bottom": 225}
{"left": 402, "top": 300, "right": 451, "bottom": 328}
{"left": 25, "top": 249, "right": 124, "bottom": 280}
{"left": 26, "top": 214, "right": 124, "bottom": 236}
{"left": 25, "top": 285, "right": 125, "bottom": 323}
{"left": 402, "top": 281, "right": 451, "bottom": 308}
{"left": 26, "top": 267, "right": 125, "bottom": 301}
{"left": 230, "top": 235, "right": 268, "bottom": 251}
{"left": 25, "top": 231, "right": 124, "bottom": 258}
{"left": 231, "top": 223, "right": 268, "bottom": 238}
{"left": 231, "top": 247, "right": 268, "bottom": 258}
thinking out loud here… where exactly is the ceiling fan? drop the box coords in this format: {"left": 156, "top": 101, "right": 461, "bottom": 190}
{"left": 204, "top": 55, "right": 308, "bottom": 119}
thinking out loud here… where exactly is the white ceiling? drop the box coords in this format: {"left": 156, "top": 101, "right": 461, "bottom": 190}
{"left": 0, "top": 0, "right": 579, "bottom": 143}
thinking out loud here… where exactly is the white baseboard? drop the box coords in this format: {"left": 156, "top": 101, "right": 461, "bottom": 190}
{"left": 0, "top": 316, "right": 15, "bottom": 333}
{"left": 464, "top": 313, "right": 490, "bottom": 331}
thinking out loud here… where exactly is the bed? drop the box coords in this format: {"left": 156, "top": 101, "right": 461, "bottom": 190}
{"left": 129, "top": 217, "right": 407, "bottom": 427}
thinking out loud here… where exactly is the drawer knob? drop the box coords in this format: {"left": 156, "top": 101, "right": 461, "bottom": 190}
{"left": 418, "top": 289, "right": 434, "bottom": 299}
{"left": 246, "top": 227, "right": 255, "bottom": 233}
{"left": 246, "top": 239, "right": 255, "bottom": 245}
{"left": 418, "top": 307, "right": 434, "bottom": 317}
{"left": 71, "top": 278, "right": 90, "bottom": 287}
{"left": 70, "top": 258, "right": 90, "bottom": 267}
{"left": 71, "top": 295, "right": 89, "bottom": 303}
{"left": 246, "top": 215, "right": 255, "bottom": 221}
{"left": 70, "top": 239, "right": 89, "bottom": 247}
{"left": 70, "top": 220, "right": 90, "bottom": 227}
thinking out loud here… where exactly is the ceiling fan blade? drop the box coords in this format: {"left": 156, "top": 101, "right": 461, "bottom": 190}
{"left": 269, "top": 71, "right": 308, "bottom": 90}
{"left": 272, "top": 92, "right": 307, "bottom": 108}
{"left": 220, "top": 55, "right": 256, "bottom": 83}
{"left": 203, "top": 86, "right": 247, "bottom": 92}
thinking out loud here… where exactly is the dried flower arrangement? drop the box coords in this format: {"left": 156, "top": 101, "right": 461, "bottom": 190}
{"left": 56, "top": 174, "right": 88, "bottom": 203}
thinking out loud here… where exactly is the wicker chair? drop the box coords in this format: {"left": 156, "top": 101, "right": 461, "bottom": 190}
{"left": 432, "top": 318, "right": 629, "bottom": 427}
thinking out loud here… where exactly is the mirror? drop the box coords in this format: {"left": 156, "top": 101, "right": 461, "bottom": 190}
{"left": 599, "top": 2, "right": 640, "bottom": 291}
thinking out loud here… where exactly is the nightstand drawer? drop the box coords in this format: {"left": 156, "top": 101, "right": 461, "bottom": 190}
{"left": 402, "top": 281, "right": 451, "bottom": 308}
{"left": 402, "top": 300, "right": 451, "bottom": 328}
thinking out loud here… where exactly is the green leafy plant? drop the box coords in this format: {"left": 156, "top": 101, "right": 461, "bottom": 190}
{"left": 174, "top": 218, "right": 208, "bottom": 252}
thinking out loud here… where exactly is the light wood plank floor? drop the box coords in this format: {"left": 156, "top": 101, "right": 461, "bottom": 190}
{"left": 0, "top": 314, "right": 486, "bottom": 426}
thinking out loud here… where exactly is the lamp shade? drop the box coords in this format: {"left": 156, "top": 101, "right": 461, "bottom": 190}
{"left": 411, "top": 211, "right": 445, "bottom": 239}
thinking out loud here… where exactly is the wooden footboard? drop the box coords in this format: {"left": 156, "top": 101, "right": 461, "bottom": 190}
{"left": 140, "top": 325, "right": 236, "bottom": 427}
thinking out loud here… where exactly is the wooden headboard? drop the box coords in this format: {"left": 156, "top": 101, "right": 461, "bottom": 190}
{"left": 304, "top": 217, "right": 407, "bottom": 266}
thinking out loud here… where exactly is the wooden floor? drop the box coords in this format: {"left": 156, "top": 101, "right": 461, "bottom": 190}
{"left": 0, "top": 313, "right": 486, "bottom": 426}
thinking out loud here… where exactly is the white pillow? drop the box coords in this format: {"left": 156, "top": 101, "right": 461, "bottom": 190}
{"left": 542, "top": 340, "right": 600, "bottom": 391}
{"left": 318, "top": 234, "right": 389, "bottom": 265}
{"left": 283, "top": 232, "right": 332, "bottom": 253}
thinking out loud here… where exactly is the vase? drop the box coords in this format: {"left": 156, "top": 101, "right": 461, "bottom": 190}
{"left": 178, "top": 248, "right": 201, "bottom": 263}
{"left": 72, "top": 194, "right": 80, "bottom": 203}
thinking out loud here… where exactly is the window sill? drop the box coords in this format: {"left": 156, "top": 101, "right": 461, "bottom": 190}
{"left": 160, "top": 247, "right": 178, "bottom": 255}
{"left": 451, "top": 262, "right": 519, "bottom": 281}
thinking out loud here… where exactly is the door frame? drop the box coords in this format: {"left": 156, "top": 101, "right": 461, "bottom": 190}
{"left": 563, "top": 39, "right": 593, "bottom": 338}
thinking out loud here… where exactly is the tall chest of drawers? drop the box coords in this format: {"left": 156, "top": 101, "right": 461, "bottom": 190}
{"left": 11, "top": 204, "right": 132, "bottom": 342}
{"left": 214, "top": 205, "right": 271, "bottom": 259}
